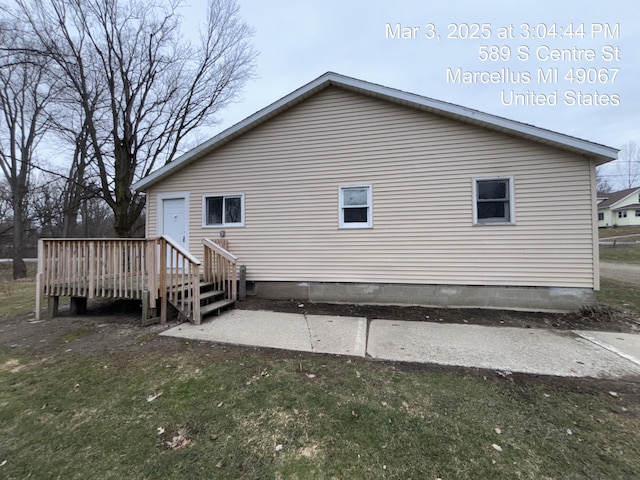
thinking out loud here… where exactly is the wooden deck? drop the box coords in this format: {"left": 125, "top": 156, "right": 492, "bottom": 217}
{"left": 36, "top": 237, "right": 239, "bottom": 324}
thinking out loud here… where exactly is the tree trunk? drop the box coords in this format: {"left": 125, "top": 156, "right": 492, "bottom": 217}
{"left": 62, "top": 209, "right": 78, "bottom": 238}
{"left": 12, "top": 189, "right": 26, "bottom": 279}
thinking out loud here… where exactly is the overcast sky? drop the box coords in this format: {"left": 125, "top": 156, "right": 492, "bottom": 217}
{"left": 186, "top": 0, "right": 639, "bottom": 186}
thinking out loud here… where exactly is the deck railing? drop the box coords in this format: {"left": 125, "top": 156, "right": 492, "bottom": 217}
{"left": 203, "top": 238, "right": 238, "bottom": 301}
{"left": 36, "top": 238, "right": 152, "bottom": 300}
{"left": 35, "top": 236, "right": 203, "bottom": 323}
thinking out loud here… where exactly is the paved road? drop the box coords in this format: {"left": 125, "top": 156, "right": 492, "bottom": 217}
{"left": 600, "top": 262, "right": 640, "bottom": 287}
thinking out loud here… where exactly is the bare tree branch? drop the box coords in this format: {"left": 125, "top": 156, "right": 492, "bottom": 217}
{"left": 12, "top": 0, "right": 256, "bottom": 237}
{"left": 614, "top": 141, "right": 640, "bottom": 190}
{"left": 0, "top": 21, "right": 57, "bottom": 277}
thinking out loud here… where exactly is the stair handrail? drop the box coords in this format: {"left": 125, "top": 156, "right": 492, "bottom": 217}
{"left": 202, "top": 237, "right": 238, "bottom": 262}
{"left": 159, "top": 235, "right": 201, "bottom": 324}
{"left": 202, "top": 238, "right": 238, "bottom": 301}
{"left": 161, "top": 235, "right": 202, "bottom": 265}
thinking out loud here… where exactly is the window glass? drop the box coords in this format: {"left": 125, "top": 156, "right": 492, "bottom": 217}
{"left": 478, "top": 181, "right": 507, "bottom": 200}
{"left": 344, "top": 207, "right": 368, "bottom": 223}
{"left": 225, "top": 197, "right": 242, "bottom": 223}
{"left": 206, "top": 197, "right": 223, "bottom": 225}
{"left": 475, "top": 178, "right": 512, "bottom": 224}
{"left": 339, "top": 185, "right": 371, "bottom": 228}
{"left": 477, "top": 202, "right": 506, "bottom": 219}
{"left": 343, "top": 188, "right": 368, "bottom": 206}
{"left": 204, "top": 195, "right": 243, "bottom": 226}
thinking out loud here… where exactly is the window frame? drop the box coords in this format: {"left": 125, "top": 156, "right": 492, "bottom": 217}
{"left": 338, "top": 184, "right": 372, "bottom": 229}
{"left": 472, "top": 176, "right": 515, "bottom": 226}
{"left": 635, "top": 210, "right": 640, "bottom": 217}
{"left": 617, "top": 210, "right": 627, "bottom": 219}
{"left": 202, "top": 193, "right": 245, "bottom": 228}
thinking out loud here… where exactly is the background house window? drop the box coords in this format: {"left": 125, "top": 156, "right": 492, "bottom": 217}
{"left": 618, "top": 211, "right": 627, "bottom": 219}
{"left": 473, "top": 177, "right": 515, "bottom": 225}
{"left": 636, "top": 210, "right": 640, "bottom": 217}
{"left": 204, "top": 194, "right": 244, "bottom": 226}
{"left": 598, "top": 212, "right": 604, "bottom": 221}
{"left": 339, "top": 185, "right": 372, "bottom": 228}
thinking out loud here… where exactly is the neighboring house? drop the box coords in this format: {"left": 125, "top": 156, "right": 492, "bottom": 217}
{"left": 132, "top": 72, "right": 618, "bottom": 311}
{"left": 597, "top": 187, "right": 640, "bottom": 228}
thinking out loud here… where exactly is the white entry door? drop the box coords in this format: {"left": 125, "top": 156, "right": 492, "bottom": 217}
{"left": 161, "top": 197, "right": 187, "bottom": 250}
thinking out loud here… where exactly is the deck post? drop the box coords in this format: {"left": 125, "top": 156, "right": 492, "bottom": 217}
{"left": 35, "top": 239, "right": 44, "bottom": 321}
{"left": 193, "top": 264, "right": 201, "bottom": 325}
{"left": 239, "top": 265, "right": 246, "bottom": 300}
{"left": 69, "top": 296, "right": 88, "bottom": 315}
{"left": 47, "top": 295, "right": 59, "bottom": 319}
{"left": 159, "top": 238, "right": 167, "bottom": 324}
{"left": 142, "top": 289, "right": 149, "bottom": 321}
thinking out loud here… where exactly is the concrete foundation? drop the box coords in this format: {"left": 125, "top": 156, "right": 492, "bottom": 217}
{"left": 252, "top": 281, "right": 596, "bottom": 312}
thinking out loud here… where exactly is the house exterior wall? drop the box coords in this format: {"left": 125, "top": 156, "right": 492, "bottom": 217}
{"left": 146, "top": 87, "right": 598, "bottom": 296}
{"left": 598, "top": 208, "right": 614, "bottom": 227}
{"left": 598, "top": 189, "right": 640, "bottom": 227}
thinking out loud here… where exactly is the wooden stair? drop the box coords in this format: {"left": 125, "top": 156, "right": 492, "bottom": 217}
{"left": 174, "top": 281, "right": 236, "bottom": 323}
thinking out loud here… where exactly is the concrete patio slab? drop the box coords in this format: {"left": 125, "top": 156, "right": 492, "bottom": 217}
{"left": 367, "top": 320, "right": 640, "bottom": 379}
{"left": 161, "top": 309, "right": 367, "bottom": 357}
{"left": 574, "top": 331, "right": 640, "bottom": 368}
{"left": 160, "top": 309, "right": 640, "bottom": 380}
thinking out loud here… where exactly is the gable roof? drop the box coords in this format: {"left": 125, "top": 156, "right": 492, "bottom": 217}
{"left": 598, "top": 187, "right": 640, "bottom": 208}
{"left": 133, "top": 72, "right": 620, "bottom": 191}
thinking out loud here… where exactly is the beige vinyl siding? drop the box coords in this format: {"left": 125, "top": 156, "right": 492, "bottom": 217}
{"left": 147, "top": 87, "right": 596, "bottom": 288}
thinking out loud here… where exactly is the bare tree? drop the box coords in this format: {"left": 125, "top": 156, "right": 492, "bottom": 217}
{"left": 0, "top": 25, "right": 55, "bottom": 278}
{"left": 596, "top": 166, "right": 614, "bottom": 195}
{"left": 0, "top": 181, "right": 13, "bottom": 256}
{"left": 614, "top": 141, "right": 640, "bottom": 190}
{"left": 47, "top": 98, "right": 101, "bottom": 237}
{"left": 15, "top": 0, "right": 257, "bottom": 237}
{"left": 27, "top": 170, "right": 66, "bottom": 239}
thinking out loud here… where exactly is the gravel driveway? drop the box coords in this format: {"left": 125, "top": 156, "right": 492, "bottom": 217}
{"left": 600, "top": 262, "right": 640, "bottom": 286}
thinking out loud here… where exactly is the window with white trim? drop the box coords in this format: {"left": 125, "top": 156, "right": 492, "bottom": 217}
{"left": 598, "top": 212, "right": 604, "bottom": 221}
{"left": 636, "top": 210, "right": 640, "bottom": 217}
{"left": 203, "top": 194, "right": 244, "bottom": 227}
{"left": 618, "top": 210, "right": 627, "bottom": 219}
{"left": 473, "top": 177, "right": 515, "bottom": 225}
{"left": 339, "top": 185, "right": 372, "bottom": 228}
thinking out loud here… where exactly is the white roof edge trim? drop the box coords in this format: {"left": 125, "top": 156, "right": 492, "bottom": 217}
{"left": 133, "top": 72, "right": 619, "bottom": 191}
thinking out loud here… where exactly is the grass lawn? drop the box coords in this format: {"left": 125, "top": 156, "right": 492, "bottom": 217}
{"left": 599, "top": 226, "right": 640, "bottom": 239}
{"left": 0, "top": 263, "right": 69, "bottom": 319}
{"left": 0, "top": 280, "right": 37, "bottom": 318}
{"left": 598, "top": 278, "right": 640, "bottom": 313}
{"left": 1, "top": 346, "right": 639, "bottom": 479}
{"left": 1, "top": 261, "right": 639, "bottom": 478}
{"left": 600, "top": 243, "right": 640, "bottom": 264}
